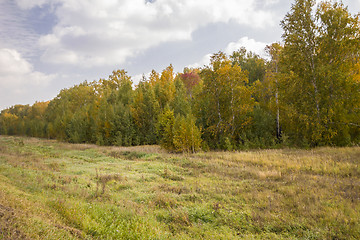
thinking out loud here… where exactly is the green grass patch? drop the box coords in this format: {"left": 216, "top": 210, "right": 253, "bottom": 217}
{"left": 0, "top": 135, "right": 359, "bottom": 239}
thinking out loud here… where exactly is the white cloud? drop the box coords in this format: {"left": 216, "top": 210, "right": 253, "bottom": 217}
{"left": 187, "top": 53, "right": 212, "bottom": 69}
{"left": 0, "top": 48, "right": 55, "bottom": 89}
{"left": 19, "top": 0, "right": 278, "bottom": 68}
{"left": 225, "top": 37, "right": 269, "bottom": 58}
{"left": 263, "top": 0, "right": 280, "bottom": 6}
{"left": 188, "top": 37, "right": 269, "bottom": 68}
{"left": 343, "top": 0, "right": 360, "bottom": 14}
{"left": 132, "top": 72, "right": 152, "bottom": 86}
{"left": 41, "top": 48, "right": 80, "bottom": 65}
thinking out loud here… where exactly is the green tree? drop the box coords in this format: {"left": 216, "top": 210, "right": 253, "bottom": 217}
{"left": 153, "top": 65, "right": 175, "bottom": 110}
{"left": 263, "top": 43, "right": 283, "bottom": 140}
{"left": 66, "top": 106, "right": 91, "bottom": 143}
{"left": 0, "top": 105, "right": 28, "bottom": 135}
{"left": 26, "top": 101, "right": 49, "bottom": 138}
{"left": 316, "top": 1, "right": 360, "bottom": 145}
{"left": 0, "top": 111, "right": 18, "bottom": 135}
{"left": 230, "top": 47, "right": 266, "bottom": 85}
{"left": 45, "top": 81, "right": 96, "bottom": 141}
{"left": 131, "top": 76, "right": 160, "bottom": 145}
{"left": 94, "top": 70, "right": 135, "bottom": 146}
{"left": 199, "top": 52, "right": 254, "bottom": 149}
{"left": 171, "top": 76, "right": 191, "bottom": 117}
{"left": 157, "top": 107, "right": 175, "bottom": 151}
{"left": 173, "top": 114, "right": 202, "bottom": 153}
{"left": 280, "top": 0, "right": 360, "bottom": 146}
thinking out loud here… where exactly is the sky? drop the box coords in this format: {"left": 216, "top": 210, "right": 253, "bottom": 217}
{"left": 0, "top": 0, "right": 359, "bottom": 111}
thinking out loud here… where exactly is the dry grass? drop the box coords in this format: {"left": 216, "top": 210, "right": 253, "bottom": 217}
{"left": 0, "top": 135, "right": 359, "bottom": 239}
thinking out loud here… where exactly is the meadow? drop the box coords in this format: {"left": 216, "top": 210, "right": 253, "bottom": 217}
{"left": 0, "top": 135, "right": 359, "bottom": 239}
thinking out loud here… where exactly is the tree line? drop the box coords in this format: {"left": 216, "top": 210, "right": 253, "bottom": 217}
{"left": 1, "top": 0, "right": 360, "bottom": 151}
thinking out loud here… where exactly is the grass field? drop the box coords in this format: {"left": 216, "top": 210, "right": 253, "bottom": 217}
{"left": 0, "top": 135, "right": 359, "bottom": 239}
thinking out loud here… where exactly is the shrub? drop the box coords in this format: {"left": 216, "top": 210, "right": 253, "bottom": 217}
{"left": 172, "top": 114, "right": 202, "bottom": 153}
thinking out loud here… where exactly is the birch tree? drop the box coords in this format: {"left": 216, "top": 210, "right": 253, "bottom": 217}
{"left": 280, "top": 0, "right": 360, "bottom": 145}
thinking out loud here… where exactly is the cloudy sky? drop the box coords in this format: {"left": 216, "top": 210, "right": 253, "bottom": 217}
{"left": 0, "top": 0, "right": 359, "bottom": 110}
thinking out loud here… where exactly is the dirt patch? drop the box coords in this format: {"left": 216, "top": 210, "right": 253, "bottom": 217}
{"left": 55, "top": 224, "right": 84, "bottom": 239}
{"left": 0, "top": 204, "right": 29, "bottom": 240}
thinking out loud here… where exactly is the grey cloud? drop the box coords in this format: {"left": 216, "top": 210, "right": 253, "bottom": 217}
{"left": 0, "top": 0, "right": 39, "bottom": 58}
{"left": 1, "top": 0, "right": 359, "bottom": 111}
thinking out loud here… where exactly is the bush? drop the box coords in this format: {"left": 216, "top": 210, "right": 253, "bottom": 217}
{"left": 172, "top": 114, "right": 202, "bottom": 153}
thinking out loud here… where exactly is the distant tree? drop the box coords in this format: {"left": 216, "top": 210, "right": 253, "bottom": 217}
{"left": 66, "top": 106, "right": 91, "bottom": 143}
{"left": 154, "top": 65, "right": 175, "bottom": 110}
{"left": 45, "top": 81, "right": 96, "bottom": 140}
{"left": 25, "top": 101, "right": 48, "bottom": 138}
{"left": 94, "top": 70, "right": 135, "bottom": 146}
{"left": 230, "top": 47, "right": 266, "bottom": 85}
{"left": 0, "top": 105, "right": 28, "bottom": 135}
{"left": 179, "top": 69, "right": 201, "bottom": 98}
{"left": 199, "top": 52, "right": 254, "bottom": 149}
{"left": 171, "top": 76, "right": 191, "bottom": 117}
{"left": 131, "top": 78, "right": 160, "bottom": 145}
{"left": 0, "top": 112, "right": 18, "bottom": 135}
{"left": 157, "top": 107, "right": 175, "bottom": 151}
